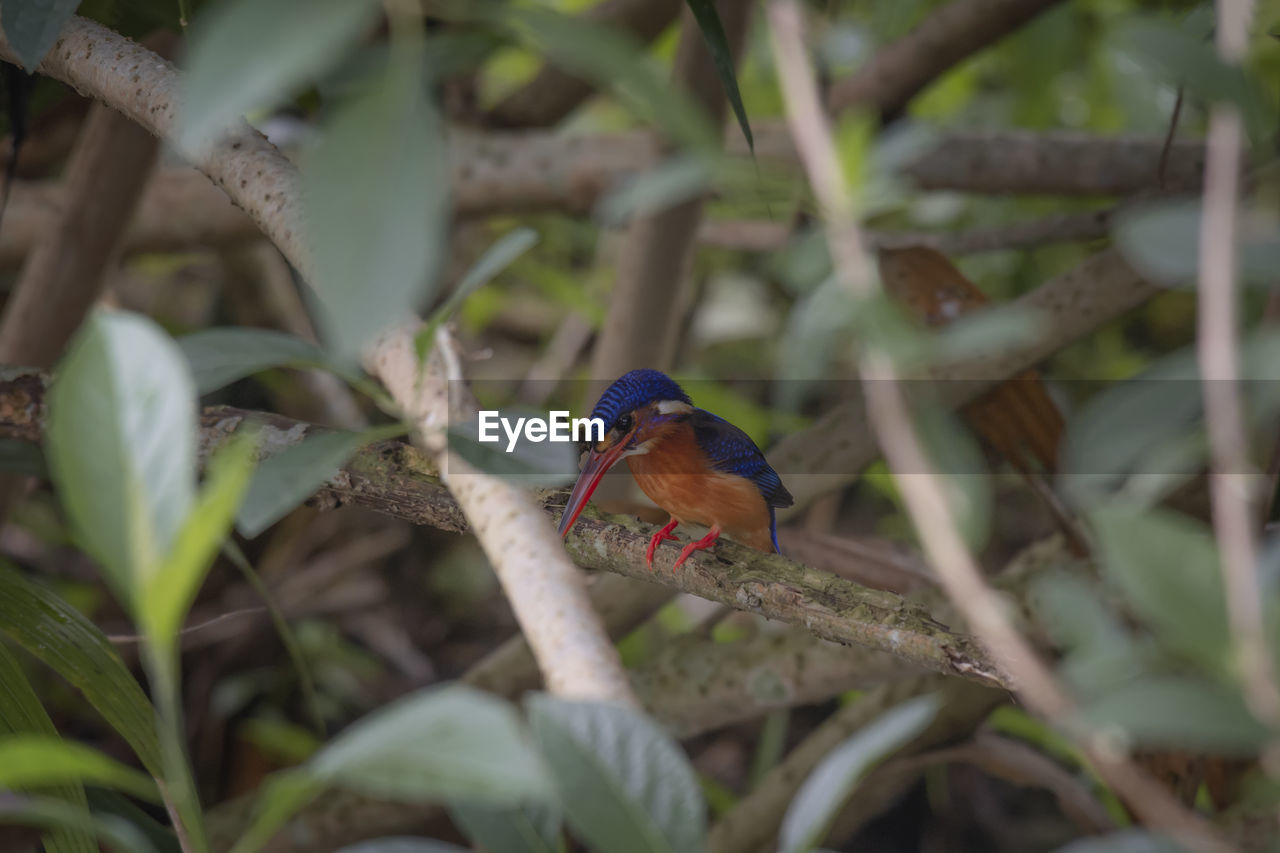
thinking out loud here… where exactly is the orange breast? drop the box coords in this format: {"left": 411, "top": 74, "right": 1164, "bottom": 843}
{"left": 626, "top": 427, "right": 776, "bottom": 552}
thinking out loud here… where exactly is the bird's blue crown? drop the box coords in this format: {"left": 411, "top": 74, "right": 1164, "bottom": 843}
{"left": 590, "top": 369, "right": 691, "bottom": 429}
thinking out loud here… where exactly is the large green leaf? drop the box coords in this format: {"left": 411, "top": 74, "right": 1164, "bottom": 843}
{"left": 304, "top": 38, "right": 446, "bottom": 360}
{"left": 179, "top": 0, "right": 382, "bottom": 148}
{"left": 1030, "top": 572, "right": 1146, "bottom": 699}
{"left": 0, "top": 794, "right": 158, "bottom": 853}
{"left": 419, "top": 227, "right": 540, "bottom": 348}
{"left": 46, "top": 311, "right": 196, "bottom": 605}
{"left": 140, "top": 436, "right": 257, "bottom": 646}
{"left": 1076, "top": 677, "right": 1268, "bottom": 754}
{"left": 236, "top": 429, "right": 366, "bottom": 539}
{"left": 778, "top": 695, "right": 940, "bottom": 853}
{"left": 225, "top": 771, "right": 323, "bottom": 853}
{"left": 0, "top": 735, "right": 161, "bottom": 803}
{"left": 0, "top": 644, "right": 97, "bottom": 853}
{"left": 526, "top": 695, "right": 704, "bottom": 853}
{"left": 1114, "top": 200, "right": 1280, "bottom": 289}
{"left": 682, "top": 0, "right": 751, "bottom": 151}
{"left": 178, "top": 328, "right": 329, "bottom": 395}
{"left": 1116, "top": 18, "right": 1273, "bottom": 146}
{"left": 0, "top": 0, "right": 80, "bottom": 71}
{"left": 1088, "top": 505, "right": 1230, "bottom": 674}
{"left": 448, "top": 800, "right": 562, "bottom": 853}
{"left": 310, "top": 685, "right": 553, "bottom": 805}
{"left": 0, "top": 562, "right": 162, "bottom": 775}
{"left": 495, "top": 6, "right": 717, "bottom": 151}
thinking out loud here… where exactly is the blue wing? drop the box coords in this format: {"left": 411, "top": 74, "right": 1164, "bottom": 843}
{"left": 688, "top": 410, "right": 793, "bottom": 507}
{"left": 688, "top": 409, "right": 794, "bottom": 552}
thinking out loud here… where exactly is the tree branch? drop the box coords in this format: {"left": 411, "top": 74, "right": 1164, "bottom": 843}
{"left": 826, "top": 0, "right": 1066, "bottom": 120}
{"left": 0, "top": 16, "right": 313, "bottom": 281}
{"left": 0, "top": 370, "right": 1007, "bottom": 690}
{"left": 0, "top": 100, "right": 159, "bottom": 367}
{"left": 902, "top": 130, "right": 1206, "bottom": 195}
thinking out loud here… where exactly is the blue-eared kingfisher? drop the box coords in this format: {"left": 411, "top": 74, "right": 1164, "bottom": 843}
{"left": 557, "top": 369, "right": 794, "bottom": 568}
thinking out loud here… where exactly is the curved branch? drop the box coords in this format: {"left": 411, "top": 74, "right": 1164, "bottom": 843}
{"left": 363, "top": 326, "right": 637, "bottom": 705}
{"left": 827, "top": 0, "right": 1066, "bottom": 120}
{"left": 0, "top": 16, "right": 313, "bottom": 280}
{"left": 0, "top": 371, "right": 1006, "bottom": 690}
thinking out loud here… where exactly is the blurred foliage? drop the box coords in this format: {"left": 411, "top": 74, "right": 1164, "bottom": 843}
{"left": 0, "top": 0, "right": 1277, "bottom": 850}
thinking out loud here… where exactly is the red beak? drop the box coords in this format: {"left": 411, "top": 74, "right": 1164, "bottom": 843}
{"left": 557, "top": 439, "right": 632, "bottom": 537}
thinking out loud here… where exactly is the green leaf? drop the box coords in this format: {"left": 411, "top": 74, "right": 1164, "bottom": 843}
{"left": 1088, "top": 505, "right": 1230, "bottom": 674}
{"left": 0, "top": 735, "right": 161, "bottom": 803}
{"left": 682, "top": 0, "right": 751, "bottom": 151}
{"left": 431, "top": 228, "right": 540, "bottom": 327}
{"left": 447, "top": 418, "right": 579, "bottom": 487}
{"left": 226, "top": 770, "right": 323, "bottom": 853}
{"left": 1116, "top": 18, "right": 1273, "bottom": 145}
{"left": 527, "top": 694, "right": 705, "bottom": 853}
{"left": 1114, "top": 200, "right": 1280, "bottom": 289}
{"left": 0, "top": 794, "right": 159, "bottom": 853}
{"left": 178, "top": 328, "right": 328, "bottom": 395}
{"left": 448, "top": 800, "right": 562, "bottom": 853}
{"left": 179, "top": 0, "right": 381, "bottom": 148}
{"left": 596, "top": 156, "right": 714, "bottom": 226}
{"left": 495, "top": 6, "right": 718, "bottom": 151}
{"left": 913, "top": 406, "right": 991, "bottom": 551}
{"left": 0, "top": 644, "right": 97, "bottom": 853}
{"left": 0, "top": 0, "right": 80, "bottom": 71}
{"left": 236, "top": 429, "right": 363, "bottom": 538}
{"left": 140, "top": 436, "right": 257, "bottom": 646}
{"left": 1030, "top": 572, "right": 1146, "bottom": 698}
{"left": 1054, "top": 830, "right": 1184, "bottom": 853}
{"left": 305, "top": 39, "right": 446, "bottom": 360}
{"left": 925, "top": 304, "right": 1048, "bottom": 366}
{"left": 311, "top": 685, "right": 553, "bottom": 805}
{"left": 1060, "top": 350, "right": 1205, "bottom": 508}
{"left": 1076, "top": 677, "right": 1268, "bottom": 754}
{"left": 778, "top": 695, "right": 939, "bottom": 853}
{"left": 47, "top": 311, "right": 196, "bottom": 604}
{"left": 336, "top": 840, "right": 470, "bottom": 853}
{"left": 0, "top": 562, "right": 163, "bottom": 776}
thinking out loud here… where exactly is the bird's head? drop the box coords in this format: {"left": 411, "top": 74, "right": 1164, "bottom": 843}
{"left": 557, "top": 369, "right": 692, "bottom": 537}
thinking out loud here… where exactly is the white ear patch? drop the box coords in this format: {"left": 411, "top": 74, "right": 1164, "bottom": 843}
{"left": 656, "top": 400, "right": 693, "bottom": 415}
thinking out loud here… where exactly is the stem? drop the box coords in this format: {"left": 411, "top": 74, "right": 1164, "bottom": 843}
{"left": 1196, "top": 0, "right": 1279, "bottom": 724}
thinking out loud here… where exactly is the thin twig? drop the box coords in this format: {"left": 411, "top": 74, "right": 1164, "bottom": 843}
{"left": 765, "top": 3, "right": 1233, "bottom": 848}
{"left": 1157, "top": 87, "right": 1186, "bottom": 188}
{"left": 106, "top": 607, "right": 266, "bottom": 645}
{"left": 1196, "top": 0, "right": 1280, "bottom": 725}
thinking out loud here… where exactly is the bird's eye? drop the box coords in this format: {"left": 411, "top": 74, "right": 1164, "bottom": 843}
{"left": 614, "top": 413, "right": 634, "bottom": 434}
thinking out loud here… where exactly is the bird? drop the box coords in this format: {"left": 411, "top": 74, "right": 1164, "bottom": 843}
{"left": 557, "top": 369, "right": 794, "bottom": 569}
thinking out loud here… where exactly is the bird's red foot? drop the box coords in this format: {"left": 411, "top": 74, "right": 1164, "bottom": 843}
{"left": 646, "top": 517, "right": 680, "bottom": 570}
{"left": 673, "top": 526, "right": 721, "bottom": 569}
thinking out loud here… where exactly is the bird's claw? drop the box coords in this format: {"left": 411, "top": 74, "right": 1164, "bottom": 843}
{"left": 672, "top": 527, "right": 721, "bottom": 569}
{"left": 645, "top": 518, "right": 681, "bottom": 570}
